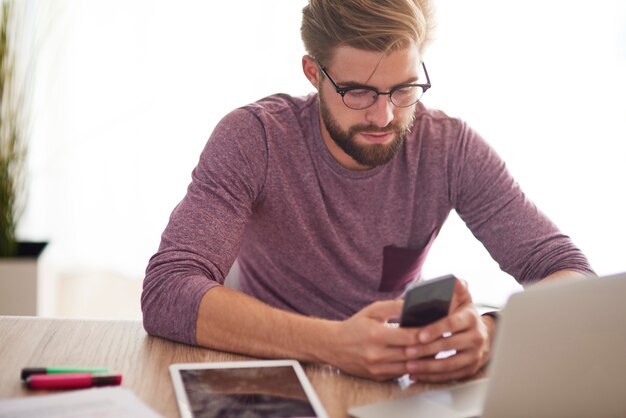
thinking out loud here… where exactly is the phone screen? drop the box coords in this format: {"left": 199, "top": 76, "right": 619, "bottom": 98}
{"left": 400, "top": 274, "right": 456, "bottom": 327}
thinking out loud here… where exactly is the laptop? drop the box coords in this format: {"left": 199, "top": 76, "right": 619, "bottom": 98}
{"left": 349, "top": 272, "right": 626, "bottom": 418}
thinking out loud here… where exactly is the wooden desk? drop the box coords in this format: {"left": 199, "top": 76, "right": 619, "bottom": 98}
{"left": 0, "top": 316, "right": 455, "bottom": 417}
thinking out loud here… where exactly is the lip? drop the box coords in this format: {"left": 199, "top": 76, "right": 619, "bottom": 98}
{"left": 359, "top": 132, "right": 394, "bottom": 144}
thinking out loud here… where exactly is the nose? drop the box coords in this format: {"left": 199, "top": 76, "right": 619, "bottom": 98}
{"left": 364, "top": 94, "right": 395, "bottom": 128}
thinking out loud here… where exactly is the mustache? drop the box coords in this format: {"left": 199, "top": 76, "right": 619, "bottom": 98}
{"left": 348, "top": 121, "right": 407, "bottom": 135}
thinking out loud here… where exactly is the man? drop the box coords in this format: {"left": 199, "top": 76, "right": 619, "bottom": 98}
{"left": 142, "top": 0, "right": 593, "bottom": 382}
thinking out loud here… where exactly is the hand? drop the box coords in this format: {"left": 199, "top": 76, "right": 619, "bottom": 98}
{"left": 404, "top": 278, "right": 494, "bottom": 383}
{"left": 327, "top": 300, "right": 420, "bottom": 381}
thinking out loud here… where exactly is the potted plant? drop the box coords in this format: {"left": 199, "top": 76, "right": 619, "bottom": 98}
{"left": 0, "top": 0, "right": 47, "bottom": 315}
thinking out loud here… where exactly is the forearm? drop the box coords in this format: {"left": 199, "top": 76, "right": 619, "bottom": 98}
{"left": 542, "top": 269, "right": 594, "bottom": 282}
{"left": 195, "top": 286, "right": 337, "bottom": 364}
{"left": 517, "top": 269, "right": 594, "bottom": 291}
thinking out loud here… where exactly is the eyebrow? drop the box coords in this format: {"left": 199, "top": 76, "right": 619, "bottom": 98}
{"left": 334, "top": 76, "right": 421, "bottom": 90}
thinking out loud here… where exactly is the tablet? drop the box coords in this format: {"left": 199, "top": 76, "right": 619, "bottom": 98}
{"left": 169, "top": 360, "right": 329, "bottom": 418}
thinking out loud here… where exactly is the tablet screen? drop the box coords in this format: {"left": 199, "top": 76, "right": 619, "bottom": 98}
{"left": 170, "top": 360, "right": 328, "bottom": 418}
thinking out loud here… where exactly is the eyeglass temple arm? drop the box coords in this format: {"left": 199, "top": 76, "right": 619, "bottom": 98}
{"left": 421, "top": 62, "right": 431, "bottom": 90}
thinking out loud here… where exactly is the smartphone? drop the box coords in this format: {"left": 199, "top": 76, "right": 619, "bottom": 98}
{"left": 400, "top": 274, "right": 456, "bottom": 327}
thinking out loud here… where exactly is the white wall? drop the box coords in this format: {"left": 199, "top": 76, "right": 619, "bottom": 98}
{"left": 19, "top": 0, "right": 626, "bottom": 312}
{"left": 422, "top": 1, "right": 626, "bottom": 304}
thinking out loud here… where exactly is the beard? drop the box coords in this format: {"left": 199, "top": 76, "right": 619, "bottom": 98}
{"left": 318, "top": 90, "right": 415, "bottom": 168}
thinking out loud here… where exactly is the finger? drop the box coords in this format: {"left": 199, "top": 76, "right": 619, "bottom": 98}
{"left": 407, "top": 349, "right": 477, "bottom": 375}
{"left": 364, "top": 300, "right": 404, "bottom": 322}
{"left": 418, "top": 306, "right": 476, "bottom": 344}
{"left": 364, "top": 344, "right": 415, "bottom": 364}
{"left": 450, "top": 277, "right": 472, "bottom": 311}
{"left": 406, "top": 331, "right": 474, "bottom": 359}
{"left": 366, "top": 361, "right": 410, "bottom": 381}
{"left": 409, "top": 364, "right": 477, "bottom": 383}
{"left": 457, "top": 277, "right": 469, "bottom": 291}
{"left": 370, "top": 323, "right": 422, "bottom": 347}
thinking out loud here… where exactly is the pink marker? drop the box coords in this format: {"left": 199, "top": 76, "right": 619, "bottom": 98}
{"left": 25, "top": 373, "right": 122, "bottom": 390}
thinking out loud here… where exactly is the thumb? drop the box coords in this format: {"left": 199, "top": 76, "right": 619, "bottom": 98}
{"left": 451, "top": 277, "right": 473, "bottom": 310}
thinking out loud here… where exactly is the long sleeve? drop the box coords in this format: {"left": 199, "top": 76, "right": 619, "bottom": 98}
{"left": 448, "top": 122, "right": 593, "bottom": 283}
{"left": 141, "top": 109, "right": 268, "bottom": 345}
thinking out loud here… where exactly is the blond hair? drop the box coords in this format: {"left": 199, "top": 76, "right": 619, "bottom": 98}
{"left": 301, "top": 0, "right": 436, "bottom": 66}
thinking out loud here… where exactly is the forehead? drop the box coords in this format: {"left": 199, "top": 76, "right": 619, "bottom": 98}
{"left": 327, "top": 44, "right": 422, "bottom": 87}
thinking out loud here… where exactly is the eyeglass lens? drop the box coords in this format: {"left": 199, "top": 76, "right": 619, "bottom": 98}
{"left": 342, "top": 86, "right": 425, "bottom": 110}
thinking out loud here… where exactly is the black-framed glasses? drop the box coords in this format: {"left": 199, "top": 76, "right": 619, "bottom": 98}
{"left": 318, "top": 61, "right": 431, "bottom": 110}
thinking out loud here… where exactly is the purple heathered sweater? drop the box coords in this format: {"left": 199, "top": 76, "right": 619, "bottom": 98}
{"left": 141, "top": 93, "right": 593, "bottom": 345}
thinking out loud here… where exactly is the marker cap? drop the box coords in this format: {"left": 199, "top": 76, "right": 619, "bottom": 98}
{"left": 20, "top": 367, "right": 109, "bottom": 381}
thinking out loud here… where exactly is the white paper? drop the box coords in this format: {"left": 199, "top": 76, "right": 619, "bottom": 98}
{"left": 0, "top": 387, "right": 163, "bottom": 418}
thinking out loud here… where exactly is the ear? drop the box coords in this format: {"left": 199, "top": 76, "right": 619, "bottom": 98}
{"left": 302, "top": 55, "right": 321, "bottom": 89}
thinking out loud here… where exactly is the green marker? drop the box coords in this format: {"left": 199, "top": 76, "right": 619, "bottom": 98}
{"left": 21, "top": 367, "right": 109, "bottom": 381}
